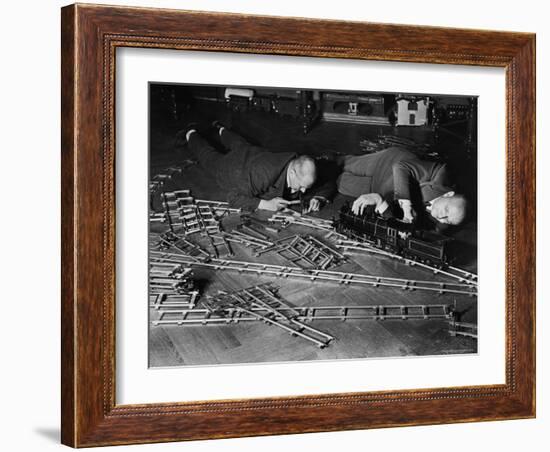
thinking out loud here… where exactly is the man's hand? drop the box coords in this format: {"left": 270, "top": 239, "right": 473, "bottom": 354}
{"left": 303, "top": 197, "right": 322, "bottom": 214}
{"left": 258, "top": 198, "right": 291, "bottom": 211}
{"left": 398, "top": 199, "right": 416, "bottom": 223}
{"left": 352, "top": 193, "right": 382, "bottom": 215}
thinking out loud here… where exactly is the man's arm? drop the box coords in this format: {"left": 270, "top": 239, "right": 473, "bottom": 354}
{"left": 392, "top": 159, "right": 428, "bottom": 200}
{"left": 393, "top": 158, "right": 452, "bottom": 198}
{"left": 227, "top": 191, "right": 291, "bottom": 212}
{"left": 302, "top": 159, "right": 338, "bottom": 211}
{"left": 351, "top": 193, "right": 393, "bottom": 217}
{"left": 225, "top": 153, "right": 294, "bottom": 211}
{"left": 393, "top": 158, "right": 441, "bottom": 222}
{"left": 308, "top": 178, "right": 336, "bottom": 202}
{"left": 226, "top": 190, "right": 262, "bottom": 212}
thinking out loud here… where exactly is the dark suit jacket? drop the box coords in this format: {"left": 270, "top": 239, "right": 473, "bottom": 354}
{"left": 339, "top": 147, "right": 453, "bottom": 204}
{"left": 387, "top": 150, "right": 454, "bottom": 230}
{"left": 213, "top": 148, "right": 296, "bottom": 211}
{"left": 338, "top": 147, "right": 454, "bottom": 230}
{"left": 392, "top": 154, "right": 453, "bottom": 204}
{"left": 150, "top": 152, "right": 335, "bottom": 213}
{"left": 214, "top": 148, "right": 336, "bottom": 211}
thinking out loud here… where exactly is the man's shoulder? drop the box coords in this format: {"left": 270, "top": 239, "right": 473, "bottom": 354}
{"left": 247, "top": 152, "right": 296, "bottom": 192}
{"left": 250, "top": 151, "right": 296, "bottom": 169}
{"left": 380, "top": 146, "right": 417, "bottom": 160}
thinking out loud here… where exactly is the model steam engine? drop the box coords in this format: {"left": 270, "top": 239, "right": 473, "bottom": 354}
{"left": 336, "top": 203, "right": 452, "bottom": 267}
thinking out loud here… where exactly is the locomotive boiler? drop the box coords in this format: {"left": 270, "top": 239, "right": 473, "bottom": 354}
{"left": 336, "top": 203, "right": 452, "bottom": 267}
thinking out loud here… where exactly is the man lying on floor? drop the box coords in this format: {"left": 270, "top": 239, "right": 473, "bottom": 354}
{"left": 177, "top": 121, "right": 335, "bottom": 212}
{"left": 337, "top": 147, "right": 468, "bottom": 230}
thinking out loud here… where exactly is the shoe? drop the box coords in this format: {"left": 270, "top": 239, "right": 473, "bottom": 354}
{"left": 211, "top": 120, "right": 226, "bottom": 133}
{"left": 174, "top": 122, "right": 199, "bottom": 148}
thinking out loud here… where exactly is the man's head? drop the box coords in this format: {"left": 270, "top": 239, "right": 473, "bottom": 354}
{"left": 288, "top": 156, "right": 316, "bottom": 193}
{"left": 429, "top": 193, "right": 468, "bottom": 226}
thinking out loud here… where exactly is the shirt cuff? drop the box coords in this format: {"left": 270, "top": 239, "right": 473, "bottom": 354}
{"left": 398, "top": 198, "right": 412, "bottom": 208}
{"left": 375, "top": 200, "right": 389, "bottom": 214}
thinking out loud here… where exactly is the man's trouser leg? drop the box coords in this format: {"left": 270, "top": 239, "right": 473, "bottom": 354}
{"left": 219, "top": 129, "right": 266, "bottom": 155}
{"left": 187, "top": 132, "right": 223, "bottom": 173}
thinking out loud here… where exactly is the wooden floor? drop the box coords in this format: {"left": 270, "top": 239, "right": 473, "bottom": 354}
{"left": 148, "top": 99, "right": 478, "bottom": 367}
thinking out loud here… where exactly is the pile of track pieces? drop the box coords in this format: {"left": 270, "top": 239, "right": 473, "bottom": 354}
{"left": 268, "top": 208, "right": 334, "bottom": 232}
{"left": 151, "top": 190, "right": 242, "bottom": 257}
{"left": 160, "top": 190, "right": 240, "bottom": 229}
{"left": 222, "top": 228, "right": 274, "bottom": 253}
{"left": 149, "top": 189, "right": 241, "bottom": 228}
{"left": 202, "top": 284, "right": 334, "bottom": 348}
{"left": 358, "top": 134, "right": 434, "bottom": 156}
{"left": 220, "top": 220, "right": 346, "bottom": 270}
{"left": 149, "top": 162, "right": 196, "bottom": 194}
{"left": 149, "top": 258, "right": 200, "bottom": 311}
{"left": 152, "top": 231, "right": 211, "bottom": 262}
{"left": 448, "top": 320, "right": 478, "bottom": 339}
{"left": 255, "top": 234, "right": 347, "bottom": 270}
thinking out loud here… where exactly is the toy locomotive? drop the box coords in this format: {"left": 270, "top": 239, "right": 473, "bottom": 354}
{"left": 336, "top": 203, "right": 452, "bottom": 267}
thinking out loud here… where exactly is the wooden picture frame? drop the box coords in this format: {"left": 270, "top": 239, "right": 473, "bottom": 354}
{"left": 61, "top": 3, "right": 536, "bottom": 447}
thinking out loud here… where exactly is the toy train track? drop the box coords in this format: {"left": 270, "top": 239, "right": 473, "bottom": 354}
{"left": 448, "top": 320, "right": 478, "bottom": 338}
{"left": 268, "top": 210, "right": 334, "bottom": 231}
{"left": 149, "top": 251, "right": 478, "bottom": 296}
{"left": 152, "top": 303, "right": 454, "bottom": 325}
{"left": 212, "top": 285, "right": 335, "bottom": 348}
{"left": 255, "top": 234, "right": 347, "bottom": 270}
{"left": 152, "top": 232, "right": 211, "bottom": 260}
{"left": 447, "top": 265, "right": 478, "bottom": 283}
{"left": 153, "top": 284, "right": 335, "bottom": 348}
{"left": 334, "top": 239, "right": 477, "bottom": 285}
{"left": 150, "top": 292, "right": 200, "bottom": 310}
{"left": 149, "top": 260, "right": 198, "bottom": 297}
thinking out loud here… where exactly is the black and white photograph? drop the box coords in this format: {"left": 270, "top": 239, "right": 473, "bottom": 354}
{"left": 148, "top": 83, "right": 478, "bottom": 367}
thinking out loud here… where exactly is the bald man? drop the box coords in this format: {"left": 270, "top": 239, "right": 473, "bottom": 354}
{"left": 337, "top": 147, "right": 468, "bottom": 227}
{"left": 179, "top": 123, "right": 331, "bottom": 212}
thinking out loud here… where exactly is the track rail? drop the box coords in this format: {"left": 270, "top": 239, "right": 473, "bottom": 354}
{"left": 334, "top": 239, "right": 478, "bottom": 286}
{"left": 200, "top": 285, "right": 334, "bottom": 348}
{"left": 149, "top": 252, "right": 477, "bottom": 296}
{"left": 152, "top": 303, "right": 453, "bottom": 325}
{"left": 150, "top": 292, "right": 199, "bottom": 309}
{"left": 448, "top": 320, "right": 478, "bottom": 338}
